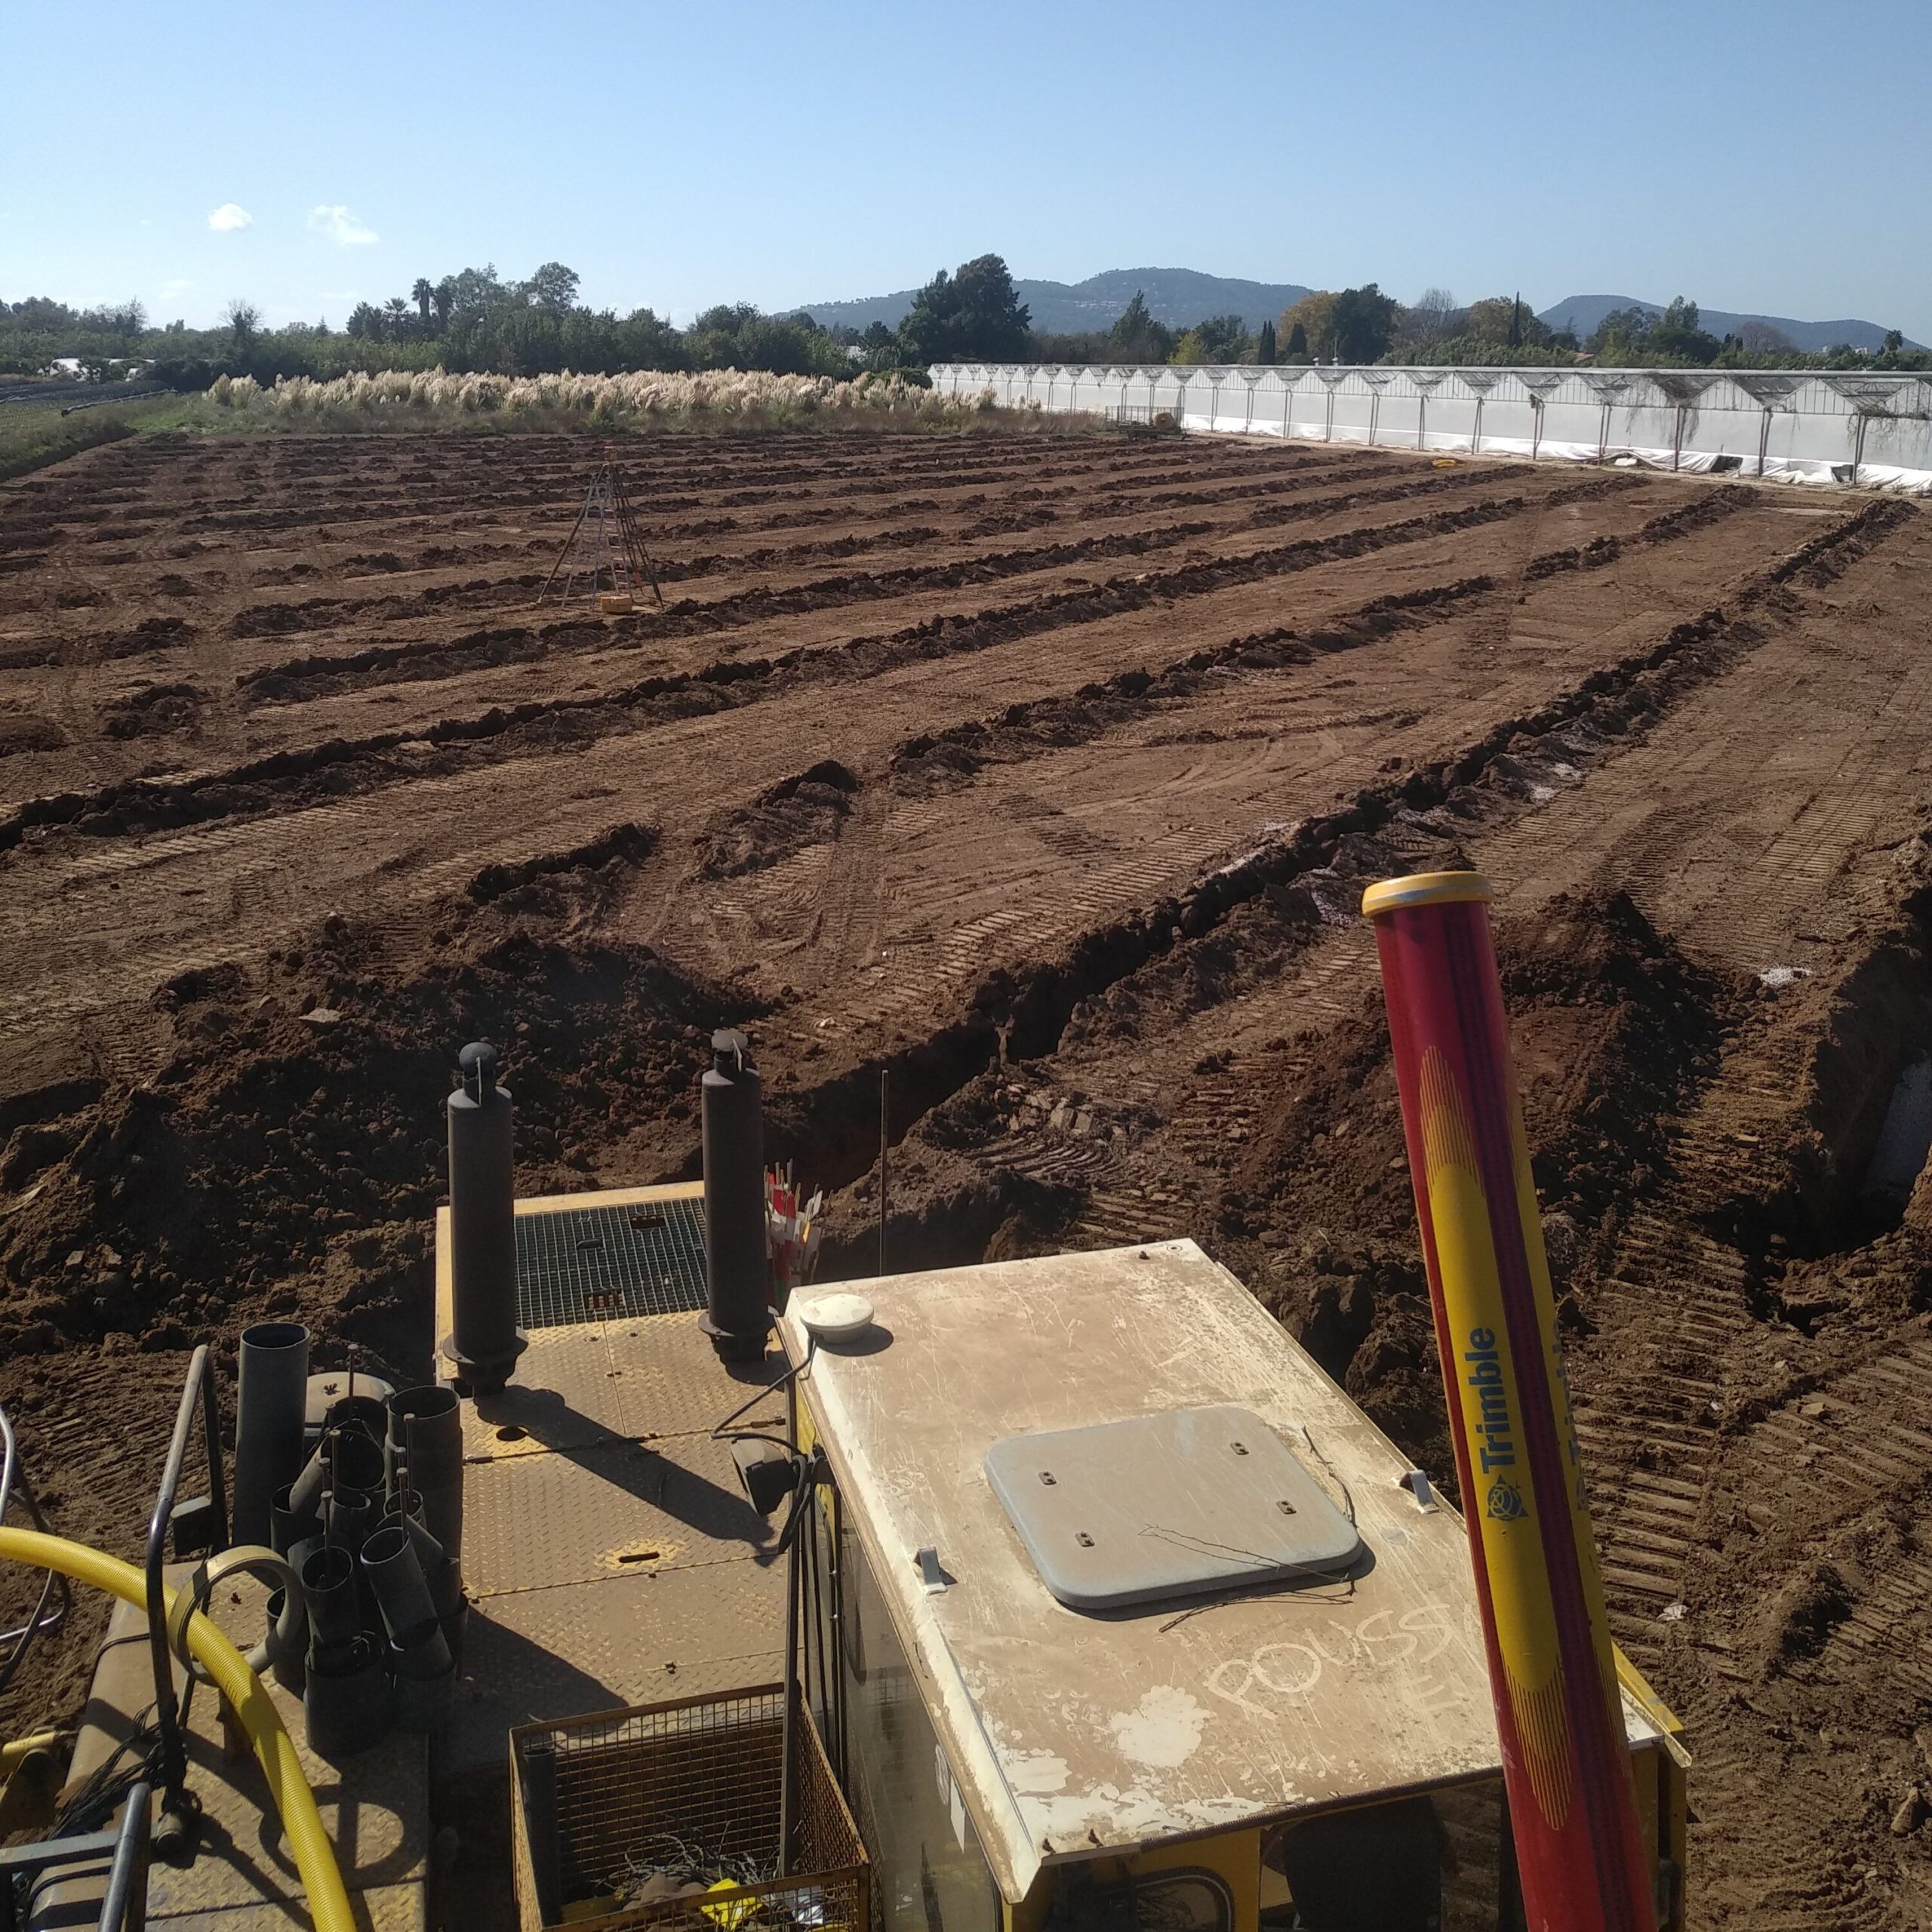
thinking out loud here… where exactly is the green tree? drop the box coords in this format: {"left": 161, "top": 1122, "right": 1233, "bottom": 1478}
{"left": 1284, "top": 320, "right": 1309, "bottom": 362}
{"left": 1883, "top": 328, "right": 1905, "bottom": 353}
{"left": 442, "top": 266, "right": 510, "bottom": 320}
{"left": 1328, "top": 284, "right": 1400, "bottom": 363}
{"left": 525, "top": 262, "right": 582, "bottom": 314}
{"left": 1169, "top": 315, "right": 1248, "bottom": 364}
{"left": 412, "top": 278, "right": 434, "bottom": 328}
{"left": 1255, "top": 318, "right": 1277, "bottom": 365}
{"left": 858, "top": 320, "right": 903, "bottom": 373}
{"left": 432, "top": 278, "right": 456, "bottom": 331}
{"left": 1646, "top": 297, "right": 1719, "bottom": 364}
{"left": 1106, "top": 290, "right": 1174, "bottom": 363}
{"left": 1280, "top": 291, "right": 1336, "bottom": 360}
{"left": 223, "top": 299, "right": 262, "bottom": 349}
{"left": 1192, "top": 314, "right": 1250, "bottom": 361}
{"left": 897, "top": 254, "right": 1030, "bottom": 364}
{"left": 1588, "top": 305, "right": 1654, "bottom": 360}
{"left": 82, "top": 300, "right": 146, "bottom": 342}
{"left": 1460, "top": 295, "right": 1551, "bottom": 349}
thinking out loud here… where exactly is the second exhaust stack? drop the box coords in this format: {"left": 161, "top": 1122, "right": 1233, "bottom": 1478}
{"left": 443, "top": 1040, "right": 527, "bottom": 1394}
{"left": 700, "top": 1029, "right": 769, "bottom": 1361}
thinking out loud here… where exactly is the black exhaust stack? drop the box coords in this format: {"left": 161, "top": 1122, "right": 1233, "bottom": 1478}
{"left": 442, "top": 1041, "right": 526, "bottom": 1393}
{"left": 700, "top": 1029, "right": 770, "bottom": 1361}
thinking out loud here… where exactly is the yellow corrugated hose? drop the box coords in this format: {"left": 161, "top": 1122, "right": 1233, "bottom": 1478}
{"left": 0, "top": 1526, "right": 353, "bottom": 1932}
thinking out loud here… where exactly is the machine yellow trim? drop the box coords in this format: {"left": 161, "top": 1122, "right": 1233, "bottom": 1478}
{"left": 1614, "top": 1647, "right": 1692, "bottom": 1768}
{"left": 1360, "top": 872, "right": 1494, "bottom": 917}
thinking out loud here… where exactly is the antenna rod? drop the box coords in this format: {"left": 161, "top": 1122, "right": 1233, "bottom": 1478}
{"left": 536, "top": 478, "right": 596, "bottom": 607}
{"left": 878, "top": 1068, "right": 889, "bottom": 1278}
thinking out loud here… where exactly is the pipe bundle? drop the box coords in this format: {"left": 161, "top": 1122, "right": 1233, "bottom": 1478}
{"left": 279, "top": 1381, "right": 467, "bottom": 1752}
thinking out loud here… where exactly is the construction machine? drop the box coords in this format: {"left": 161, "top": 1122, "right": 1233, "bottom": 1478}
{"left": 0, "top": 882, "right": 1687, "bottom": 1932}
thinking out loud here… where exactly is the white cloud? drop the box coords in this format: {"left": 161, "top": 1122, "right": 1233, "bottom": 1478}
{"left": 208, "top": 203, "right": 253, "bottom": 232}
{"left": 160, "top": 278, "right": 192, "bottom": 298}
{"left": 308, "top": 204, "right": 377, "bottom": 247}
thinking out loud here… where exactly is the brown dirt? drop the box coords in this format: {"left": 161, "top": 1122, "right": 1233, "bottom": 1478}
{"left": 2, "top": 426, "right": 1930, "bottom": 1926}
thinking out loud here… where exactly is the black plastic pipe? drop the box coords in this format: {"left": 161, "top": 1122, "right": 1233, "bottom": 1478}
{"left": 304, "top": 1635, "right": 390, "bottom": 1757}
{"left": 233, "top": 1323, "right": 309, "bottom": 1547}
{"left": 700, "top": 1029, "right": 770, "bottom": 1361}
{"left": 390, "top": 1386, "right": 464, "bottom": 1567}
{"left": 444, "top": 1041, "right": 526, "bottom": 1393}
{"left": 299, "top": 1543, "right": 361, "bottom": 1648}
{"left": 270, "top": 1484, "right": 321, "bottom": 1559}
{"left": 380, "top": 1489, "right": 445, "bottom": 1575}
{"left": 361, "top": 1525, "right": 438, "bottom": 1645}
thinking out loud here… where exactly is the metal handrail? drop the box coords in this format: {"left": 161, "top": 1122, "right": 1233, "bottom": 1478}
{"left": 0, "top": 1782, "right": 151, "bottom": 1932}
{"left": 97, "top": 1783, "right": 152, "bottom": 1932}
{"left": 143, "top": 1349, "right": 228, "bottom": 1821}
{"left": 0, "top": 1405, "right": 71, "bottom": 1696}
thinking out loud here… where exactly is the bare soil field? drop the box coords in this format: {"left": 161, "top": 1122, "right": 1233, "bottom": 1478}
{"left": 3, "top": 426, "right": 1930, "bottom": 1927}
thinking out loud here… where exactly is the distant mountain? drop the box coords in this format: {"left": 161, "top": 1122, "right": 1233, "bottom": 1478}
{"left": 1537, "top": 294, "right": 1915, "bottom": 353}
{"left": 798, "top": 273, "right": 1916, "bottom": 352}
{"left": 799, "top": 267, "right": 1313, "bottom": 337}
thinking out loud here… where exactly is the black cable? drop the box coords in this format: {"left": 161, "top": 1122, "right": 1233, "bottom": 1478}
{"left": 52, "top": 1710, "right": 168, "bottom": 1838}
{"left": 710, "top": 1337, "right": 817, "bottom": 1451}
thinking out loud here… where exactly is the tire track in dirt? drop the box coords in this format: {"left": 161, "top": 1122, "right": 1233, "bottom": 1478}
{"left": 223, "top": 460, "right": 1529, "bottom": 681}
{"left": 747, "top": 498, "right": 1914, "bottom": 1174}
{"left": 0, "top": 488, "right": 1554, "bottom": 854}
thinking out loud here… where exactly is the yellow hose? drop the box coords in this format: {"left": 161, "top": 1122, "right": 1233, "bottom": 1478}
{"left": 2, "top": 1730, "right": 62, "bottom": 1774}
{"left": 0, "top": 1527, "right": 353, "bottom": 1932}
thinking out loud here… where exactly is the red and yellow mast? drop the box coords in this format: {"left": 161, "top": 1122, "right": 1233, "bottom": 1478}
{"left": 1364, "top": 871, "right": 1654, "bottom": 1932}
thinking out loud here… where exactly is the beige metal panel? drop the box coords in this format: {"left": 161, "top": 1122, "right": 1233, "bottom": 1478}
{"left": 149, "top": 1886, "right": 425, "bottom": 1932}
{"left": 142, "top": 1585, "right": 426, "bottom": 1924}
{"left": 439, "top": 1569, "right": 785, "bottom": 1779}
{"left": 459, "top": 1315, "right": 784, "bottom": 1463}
{"left": 782, "top": 1240, "right": 1511, "bottom": 1903}
{"left": 463, "top": 1436, "right": 779, "bottom": 1592}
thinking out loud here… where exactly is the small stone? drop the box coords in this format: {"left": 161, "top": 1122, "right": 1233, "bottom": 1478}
{"left": 64, "top": 1251, "right": 85, "bottom": 1271}
{"left": 1892, "top": 1787, "right": 1924, "bottom": 1837}
{"left": 298, "top": 1007, "right": 343, "bottom": 1027}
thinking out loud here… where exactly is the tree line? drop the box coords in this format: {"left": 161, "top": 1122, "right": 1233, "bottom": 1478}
{"left": 0, "top": 264, "right": 890, "bottom": 389}
{"left": 3, "top": 255, "right": 1923, "bottom": 387}
{"left": 1038, "top": 285, "right": 1924, "bottom": 374}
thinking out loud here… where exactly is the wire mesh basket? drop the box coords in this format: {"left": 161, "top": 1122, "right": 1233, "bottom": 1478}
{"left": 512, "top": 1686, "right": 868, "bottom": 1932}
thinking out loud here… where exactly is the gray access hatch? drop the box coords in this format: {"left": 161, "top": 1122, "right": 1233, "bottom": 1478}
{"left": 985, "top": 1403, "right": 1364, "bottom": 1611}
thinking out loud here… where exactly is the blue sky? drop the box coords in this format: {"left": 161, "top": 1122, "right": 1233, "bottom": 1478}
{"left": 8, "top": 0, "right": 1930, "bottom": 340}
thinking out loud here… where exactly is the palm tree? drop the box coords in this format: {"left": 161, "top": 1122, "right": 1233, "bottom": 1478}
{"left": 384, "top": 297, "right": 411, "bottom": 336}
{"left": 412, "top": 278, "right": 434, "bottom": 328}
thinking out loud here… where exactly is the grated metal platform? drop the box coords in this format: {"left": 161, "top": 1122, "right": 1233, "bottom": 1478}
{"left": 513, "top": 1193, "right": 708, "bottom": 1328}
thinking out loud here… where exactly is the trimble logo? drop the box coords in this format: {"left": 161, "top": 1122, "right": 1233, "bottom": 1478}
{"left": 1464, "top": 1327, "right": 1518, "bottom": 1475}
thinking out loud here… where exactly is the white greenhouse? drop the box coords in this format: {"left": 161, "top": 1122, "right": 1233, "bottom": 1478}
{"left": 928, "top": 363, "right": 1932, "bottom": 494}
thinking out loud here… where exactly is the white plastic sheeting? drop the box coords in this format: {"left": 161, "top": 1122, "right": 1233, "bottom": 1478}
{"left": 928, "top": 363, "right": 1932, "bottom": 494}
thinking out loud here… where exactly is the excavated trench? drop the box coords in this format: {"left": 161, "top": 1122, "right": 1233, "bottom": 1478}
{"left": 1709, "top": 888, "right": 1932, "bottom": 1329}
